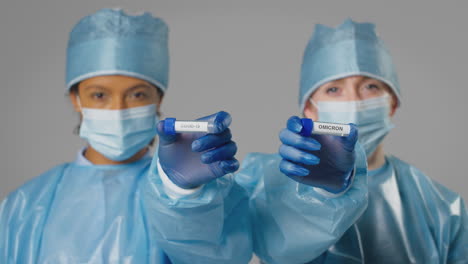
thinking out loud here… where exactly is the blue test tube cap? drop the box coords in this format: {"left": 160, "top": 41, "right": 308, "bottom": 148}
{"left": 164, "top": 118, "right": 176, "bottom": 135}
{"left": 300, "top": 118, "right": 313, "bottom": 137}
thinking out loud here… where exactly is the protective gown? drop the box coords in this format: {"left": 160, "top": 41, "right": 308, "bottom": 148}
{"left": 0, "top": 150, "right": 252, "bottom": 263}
{"left": 311, "top": 156, "right": 468, "bottom": 263}
{"left": 235, "top": 144, "right": 369, "bottom": 264}
{"left": 238, "top": 152, "right": 468, "bottom": 263}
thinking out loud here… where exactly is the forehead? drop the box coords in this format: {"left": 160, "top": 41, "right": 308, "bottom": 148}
{"left": 79, "top": 75, "right": 153, "bottom": 91}
{"left": 322, "top": 75, "right": 385, "bottom": 85}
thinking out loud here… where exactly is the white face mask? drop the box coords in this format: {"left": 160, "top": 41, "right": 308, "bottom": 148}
{"left": 77, "top": 98, "right": 159, "bottom": 161}
{"left": 310, "top": 95, "right": 394, "bottom": 156}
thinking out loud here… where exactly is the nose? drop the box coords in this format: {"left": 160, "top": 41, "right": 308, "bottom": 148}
{"left": 342, "top": 76, "right": 366, "bottom": 101}
{"left": 110, "top": 96, "right": 127, "bottom": 110}
{"left": 344, "top": 86, "right": 361, "bottom": 101}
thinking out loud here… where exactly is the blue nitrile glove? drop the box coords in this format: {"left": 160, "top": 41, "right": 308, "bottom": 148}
{"left": 279, "top": 116, "right": 358, "bottom": 194}
{"left": 157, "top": 111, "right": 239, "bottom": 189}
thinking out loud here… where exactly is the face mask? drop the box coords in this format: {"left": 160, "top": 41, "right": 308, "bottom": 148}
{"left": 78, "top": 100, "right": 159, "bottom": 161}
{"left": 311, "top": 95, "right": 394, "bottom": 156}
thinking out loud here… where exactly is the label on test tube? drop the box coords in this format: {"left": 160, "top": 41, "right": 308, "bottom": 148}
{"left": 313, "top": 122, "right": 350, "bottom": 137}
{"left": 174, "top": 121, "right": 209, "bottom": 133}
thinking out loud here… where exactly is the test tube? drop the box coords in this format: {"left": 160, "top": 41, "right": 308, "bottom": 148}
{"left": 301, "top": 118, "right": 350, "bottom": 137}
{"left": 163, "top": 118, "right": 215, "bottom": 135}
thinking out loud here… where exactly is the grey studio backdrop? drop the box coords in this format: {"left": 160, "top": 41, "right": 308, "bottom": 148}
{"left": 1, "top": 0, "right": 468, "bottom": 208}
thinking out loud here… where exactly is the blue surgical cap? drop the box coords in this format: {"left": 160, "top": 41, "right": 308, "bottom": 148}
{"left": 299, "top": 19, "right": 401, "bottom": 111}
{"left": 66, "top": 8, "right": 169, "bottom": 92}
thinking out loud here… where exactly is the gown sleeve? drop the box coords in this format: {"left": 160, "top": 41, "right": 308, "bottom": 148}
{"left": 0, "top": 165, "right": 67, "bottom": 264}
{"left": 139, "top": 156, "right": 253, "bottom": 264}
{"left": 235, "top": 144, "right": 369, "bottom": 264}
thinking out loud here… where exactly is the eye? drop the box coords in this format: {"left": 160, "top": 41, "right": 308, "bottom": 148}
{"left": 131, "top": 91, "right": 148, "bottom": 99}
{"left": 326, "top": 87, "right": 339, "bottom": 94}
{"left": 365, "top": 83, "right": 381, "bottom": 90}
{"left": 92, "top": 92, "right": 106, "bottom": 100}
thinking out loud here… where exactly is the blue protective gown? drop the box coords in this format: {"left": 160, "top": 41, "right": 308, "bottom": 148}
{"left": 238, "top": 152, "right": 468, "bottom": 264}
{"left": 235, "top": 144, "right": 369, "bottom": 264}
{"left": 0, "top": 150, "right": 252, "bottom": 264}
{"left": 311, "top": 156, "right": 468, "bottom": 264}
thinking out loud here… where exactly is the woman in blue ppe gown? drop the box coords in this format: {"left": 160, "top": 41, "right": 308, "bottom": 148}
{"left": 0, "top": 9, "right": 252, "bottom": 264}
{"left": 237, "top": 19, "right": 467, "bottom": 263}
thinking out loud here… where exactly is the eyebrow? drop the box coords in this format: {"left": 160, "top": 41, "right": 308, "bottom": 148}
{"left": 82, "top": 83, "right": 153, "bottom": 92}
{"left": 126, "top": 84, "right": 153, "bottom": 92}
{"left": 82, "top": 84, "right": 109, "bottom": 91}
{"left": 320, "top": 76, "right": 377, "bottom": 89}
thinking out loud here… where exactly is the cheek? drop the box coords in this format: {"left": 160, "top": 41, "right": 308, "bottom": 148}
{"left": 303, "top": 101, "right": 319, "bottom": 120}
{"left": 304, "top": 110, "right": 318, "bottom": 120}
{"left": 155, "top": 93, "right": 163, "bottom": 105}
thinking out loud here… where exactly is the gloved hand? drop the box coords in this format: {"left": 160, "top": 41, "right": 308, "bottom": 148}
{"left": 157, "top": 111, "right": 239, "bottom": 189}
{"left": 279, "top": 116, "right": 358, "bottom": 193}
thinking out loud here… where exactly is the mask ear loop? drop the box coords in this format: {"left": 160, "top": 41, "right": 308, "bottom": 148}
{"left": 76, "top": 95, "right": 83, "bottom": 111}
{"left": 302, "top": 98, "right": 321, "bottom": 119}
{"left": 309, "top": 98, "right": 320, "bottom": 111}
{"left": 73, "top": 95, "right": 84, "bottom": 136}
